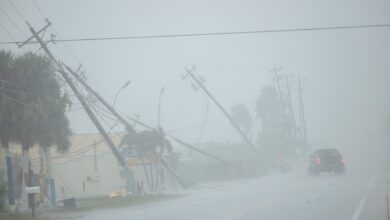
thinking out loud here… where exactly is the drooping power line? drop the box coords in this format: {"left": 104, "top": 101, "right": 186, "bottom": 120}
{"left": 1, "top": 23, "right": 390, "bottom": 45}
{"left": 30, "top": 0, "right": 83, "bottom": 66}
{"left": 31, "top": 0, "right": 47, "bottom": 18}
{"left": 0, "top": 7, "right": 27, "bottom": 38}
{"left": 0, "top": 21, "right": 17, "bottom": 41}
{"left": 0, "top": 90, "right": 30, "bottom": 106}
{"left": 8, "top": 0, "right": 27, "bottom": 22}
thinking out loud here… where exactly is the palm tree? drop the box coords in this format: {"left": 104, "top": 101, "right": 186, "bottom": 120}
{"left": 119, "top": 129, "right": 153, "bottom": 191}
{"left": 0, "top": 50, "right": 17, "bottom": 205}
{"left": 36, "top": 74, "right": 71, "bottom": 206}
{"left": 11, "top": 52, "right": 71, "bottom": 206}
{"left": 120, "top": 127, "right": 187, "bottom": 192}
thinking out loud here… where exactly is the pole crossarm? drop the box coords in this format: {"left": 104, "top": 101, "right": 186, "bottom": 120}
{"left": 18, "top": 21, "right": 240, "bottom": 177}
{"left": 19, "top": 21, "right": 127, "bottom": 169}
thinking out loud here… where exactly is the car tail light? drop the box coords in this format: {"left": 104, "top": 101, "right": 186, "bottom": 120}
{"left": 316, "top": 157, "right": 321, "bottom": 165}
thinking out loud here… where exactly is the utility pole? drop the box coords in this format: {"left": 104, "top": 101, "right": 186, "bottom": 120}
{"left": 269, "top": 66, "right": 284, "bottom": 101}
{"left": 157, "top": 87, "right": 165, "bottom": 127}
{"left": 19, "top": 21, "right": 239, "bottom": 185}
{"left": 297, "top": 77, "right": 308, "bottom": 144}
{"left": 270, "top": 67, "right": 298, "bottom": 141}
{"left": 184, "top": 67, "right": 258, "bottom": 156}
{"left": 20, "top": 21, "right": 136, "bottom": 193}
{"left": 60, "top": 64, "right": 237, "bottom": 172}
{"left": 94, "top": 141, "right": 97, "bottom": 176}
{"left": 44, "top": 147, "right": 55, "bottom": 207}
{"left": 284, "top": 74, "right": 298, "bottom": 140}
{"left": 5, "top": 148, "right": 15, "bottom": 205}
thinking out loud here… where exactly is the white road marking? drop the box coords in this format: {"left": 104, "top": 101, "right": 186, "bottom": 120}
{"left": 367, "top": 164, "right": 379, "bottom": 190}
{"left": 351, "top": 164, "right": 380, "bottom": 220}
{"left": 352, "top": 197, "right": 367, "bottom": 220}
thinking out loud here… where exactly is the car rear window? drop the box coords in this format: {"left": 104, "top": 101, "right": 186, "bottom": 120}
{"left": 315, "top": 149, "right": 340, "bottom": 157}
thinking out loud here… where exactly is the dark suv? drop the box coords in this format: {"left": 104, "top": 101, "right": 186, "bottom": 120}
{"left": 308, "top": 148, "right": 345, "bottom": 176}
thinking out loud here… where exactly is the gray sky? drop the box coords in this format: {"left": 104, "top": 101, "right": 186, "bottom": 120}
{"left": 1, "top": 0, "right": 389, "bottom": 148}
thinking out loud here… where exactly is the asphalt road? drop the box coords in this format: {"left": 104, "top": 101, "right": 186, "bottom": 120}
{"left": 73, "top": 143, "right": 390, "bottom": 220}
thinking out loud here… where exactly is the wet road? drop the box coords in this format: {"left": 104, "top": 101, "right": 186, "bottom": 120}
{"left": 74, "top": 145, "right": 389, "bottom": 220}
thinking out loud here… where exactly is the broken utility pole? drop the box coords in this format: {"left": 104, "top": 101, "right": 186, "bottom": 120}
{"left": 60, "top": 64, "right": 238, "bottom": 172}
{"left": 63, "top": 65, "right": 237, "bottom": 185}
{"left": 184, "top": 67, "right": 258, "bottom": 156}
{"left": 20, "top": 20, "right": 136, "bottom": 192}
{"left": 20, "top": 21, "right": 240, "bottom": 187}
{"left": 297, "top": 77, "right": 308, "bottom": 145}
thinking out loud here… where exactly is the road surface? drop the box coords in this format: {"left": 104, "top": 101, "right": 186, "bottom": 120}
{"left": 67, "top": 143, "right": 389, "bottom": 220}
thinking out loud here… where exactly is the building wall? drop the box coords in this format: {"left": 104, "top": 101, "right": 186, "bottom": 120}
{"left": 0, "top": 133, "right": 160, "bottom": 200}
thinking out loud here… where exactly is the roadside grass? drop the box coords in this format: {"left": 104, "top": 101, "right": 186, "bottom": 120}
{"left": 0, "top": 194, "right": 183, "bottom": 220}
{"left": 0, "top": 213, "right": 49, "bottom": 220}
{"left": 56, "top": 194, "right": 183, "bottom": 212}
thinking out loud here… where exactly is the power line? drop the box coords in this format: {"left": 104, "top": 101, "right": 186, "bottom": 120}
{"left": 0, "top": 77, "right": 68, "bottom": 105}
{"left": 66, "top": 106, "right": 84, "bottom": 112}
{"left": 167, "top": 118, "right": 218, "bottom": 133}
{"left": 1, "top": 23, "right": 390, "bottom": 45}
{"left": 8, "top": 0, "right": 27, "bottom": 22}
{"left": 30, "top": 123, "right": 121, "bottom": 162}
{"left": 30, "top": 0, "right": 83, "bottom": 66}
{"left": 0, "top": 21, "right": 17, "bottom": 41}
{"left": 31, "top": 0, "right": 47, "bottom": 18}
{"left": 0, "top": 7, "right": 27, "bottom": 38}
{"left": 0, "top": 90, "right": 30, "bottom": 106}
{"left": 90, "top": 102, "right": 119, "bottom": 123}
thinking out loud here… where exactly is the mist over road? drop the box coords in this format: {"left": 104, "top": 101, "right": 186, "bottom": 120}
{"left": 70, "top": 137, "right": 390, "bottom": 220}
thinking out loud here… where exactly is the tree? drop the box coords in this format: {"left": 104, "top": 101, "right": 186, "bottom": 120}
{"left": 255, "top": 86, "right": 294, "bottom": 168}
{"left": 231, "top": 104, "right": 253, "bottom": 135}
{"left": 5, "top": 52, "right": 71, "bottom": 206}
{"left": 255, "top": 86, "right": 289, "bottom": 133}
{"left": 119, "top": 127, "right": 175, "bottom": 192}
{"left": 0, "top": 50, "right": 17, "bottom": 205}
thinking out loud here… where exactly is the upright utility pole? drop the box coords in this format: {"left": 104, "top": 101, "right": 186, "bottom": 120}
{"left": 44, "top": 147, "right": 55, "bottom": 207}
{"left": 20, "top": 21, "right": 135, "bottom": 193}
{"left": 94, "top": 141, "right": 97, "bottom": 176}
{"left": 297, "top": 77, "right": 308, "bottom": 144}
{"left": 157, "top": 87, "right": 165, "bottom": 127}
{"left": 284, "top": 74, "right": 298, "bottom": 140}
{"left": 269, "top": 66, "right": 284, "bottom": 101}
{"left": 184, "top": 67, "right": 258, "bottom": 156}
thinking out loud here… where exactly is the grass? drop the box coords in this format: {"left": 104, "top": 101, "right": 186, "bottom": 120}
{"left": 0, "top": 194, "right": 183, "bottom": 220}
{"left": 59, "top": 194, "right": 183, "bottom": 212}
{"left": 0, "top": 213, "right": 49, "bottom": 220}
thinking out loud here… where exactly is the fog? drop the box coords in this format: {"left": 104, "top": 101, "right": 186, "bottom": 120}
{"left": 1, "top": 0, "right": 390, "bottom": 219}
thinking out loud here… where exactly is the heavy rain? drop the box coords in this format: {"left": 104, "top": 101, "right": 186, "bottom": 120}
{"left": 0, "top": 1, "right": 390, "bottom": 220}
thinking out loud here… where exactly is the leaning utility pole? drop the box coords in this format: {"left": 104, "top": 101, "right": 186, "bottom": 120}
{"left": 297, "top": 77, "right": 308, "bottom": 144}
{"left": 23, "top": 21, "right": 127, "bottom": 167}
{"left": 184, "top": 67, "right": 258, "bottom": 156}
{"left": 19, "top": 22, "right": 239, "bottom": 188}
{"left": 20, "top": 21, "right": 135, "bottom": 194}
{"left": 60, "top": 65, "right": 237, "bottom": 171}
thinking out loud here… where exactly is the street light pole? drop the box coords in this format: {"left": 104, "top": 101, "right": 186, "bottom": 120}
{"left": 113, "top": 80, "right": 131, "bottom": 107}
